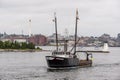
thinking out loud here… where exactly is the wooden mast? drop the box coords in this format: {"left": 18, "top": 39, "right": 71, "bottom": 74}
{"left": 74, "top": 9, "right": 79, "bottom": 55}
{"left": 54, "top": 12, "right": 58, "bottom": 51}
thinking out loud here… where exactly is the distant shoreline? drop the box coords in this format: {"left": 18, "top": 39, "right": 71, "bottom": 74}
{"left": 0, "top": 49, "right": 44, "bottom": 52}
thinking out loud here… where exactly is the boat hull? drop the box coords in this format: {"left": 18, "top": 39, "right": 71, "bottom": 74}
{"left": 46, "top": 56, "right": 80, "bottom": 68}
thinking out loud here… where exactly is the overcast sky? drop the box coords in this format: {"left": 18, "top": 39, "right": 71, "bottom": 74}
{"left": 0, "top": 0, "right": 120, "bottom": 37}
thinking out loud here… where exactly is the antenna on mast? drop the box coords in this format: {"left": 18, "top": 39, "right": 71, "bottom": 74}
{"left": 22, "top": 30, "right": 23, "bottom": 35}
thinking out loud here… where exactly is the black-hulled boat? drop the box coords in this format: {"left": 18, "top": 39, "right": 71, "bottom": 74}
{"left": 46, "top": 10, "right": 92, "bottom": 68}
{"left": 46, "top": 39, "right": 80, "bottom": 68}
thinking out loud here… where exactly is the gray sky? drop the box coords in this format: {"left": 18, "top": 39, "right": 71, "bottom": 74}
{"left": 0, "top": 0, "right": 120, "bottom": 37}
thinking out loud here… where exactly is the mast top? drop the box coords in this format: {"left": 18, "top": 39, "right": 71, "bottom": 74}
{"left": 53, "top": 12, "right": 58, "bottom": 51}
{"left": 76, "top": 9, "right": 79, "bottom": 20}
{"left": 74, "top": 9, "right": 79, "bottom": 55}
{"left": 54, "top": 12, "right": 56, "bottom": 17}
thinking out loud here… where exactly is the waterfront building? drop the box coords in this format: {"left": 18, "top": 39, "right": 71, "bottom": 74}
{"left": 117, "top": 33, "right": 120, "bottom": 41}
{"left": 28, "top": 34, "right": 47, "bottom": 46}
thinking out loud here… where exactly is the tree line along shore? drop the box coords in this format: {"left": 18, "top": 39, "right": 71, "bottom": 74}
{"left": 0, "top": 41, "right": 42, "bottom": 52}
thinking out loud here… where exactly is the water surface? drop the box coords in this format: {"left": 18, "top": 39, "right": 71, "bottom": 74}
{"left": 0, "top": 47, "right": 120, "bottom": 80}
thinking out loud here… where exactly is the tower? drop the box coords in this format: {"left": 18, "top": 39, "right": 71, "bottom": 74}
{"left": 64, "top": 28, "right": 69, "bottom": 39}
{"left": 29, "top": 19, "right": 32, "bottom": 37}
{"left": 102, "top": 42, "right": 109, "bottom": 52}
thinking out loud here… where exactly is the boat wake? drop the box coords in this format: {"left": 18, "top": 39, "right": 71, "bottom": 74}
{"left": 47, "top": 66, "right": 80, "bottom": 71}
{"left": 94, "top": 62, "right": 120, "bottom": 68}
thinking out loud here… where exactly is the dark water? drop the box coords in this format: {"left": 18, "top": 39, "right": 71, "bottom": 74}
{"left": 0, "top": 47, "right": 120, "bottom": 80}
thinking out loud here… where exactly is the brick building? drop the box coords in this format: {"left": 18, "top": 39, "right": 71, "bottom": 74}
{"left": 28, "top": 34, "right": 47, "bottom": 46}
